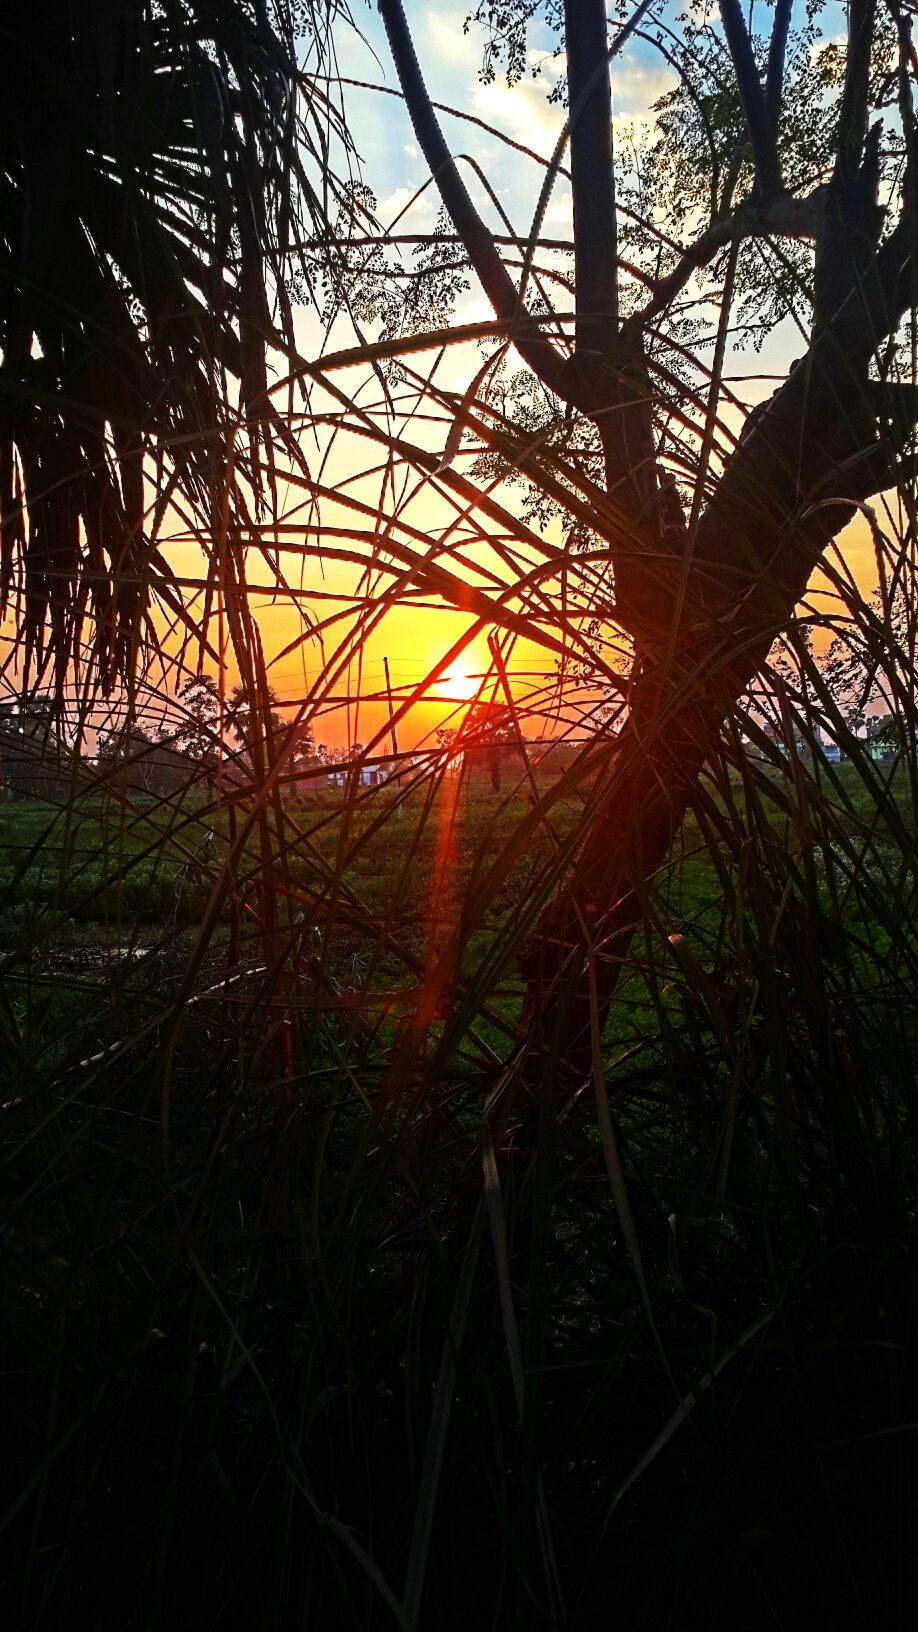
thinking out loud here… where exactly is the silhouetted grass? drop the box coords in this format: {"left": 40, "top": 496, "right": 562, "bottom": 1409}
{"left": 4, "top": 737, "right": 918, "bottom": 1628}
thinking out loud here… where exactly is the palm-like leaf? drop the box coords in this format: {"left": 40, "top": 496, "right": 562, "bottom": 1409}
{"left": 0, "top": 0, "right": 346, "bottom": 693}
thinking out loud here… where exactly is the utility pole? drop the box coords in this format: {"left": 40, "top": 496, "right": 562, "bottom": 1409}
{"left": 383, "top": 656, "right": 399, "bottom": 760}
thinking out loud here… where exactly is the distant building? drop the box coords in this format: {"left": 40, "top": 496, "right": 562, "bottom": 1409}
{"left": 323, "top": 762, "right": 387, "bottom": 789}
{"left": 862, "top": 714, "right": 897, "bottom": 762}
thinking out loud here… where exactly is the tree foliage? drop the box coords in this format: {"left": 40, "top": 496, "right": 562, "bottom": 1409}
{"left": 0, "top": 0, "right": 348, "bottom": 694}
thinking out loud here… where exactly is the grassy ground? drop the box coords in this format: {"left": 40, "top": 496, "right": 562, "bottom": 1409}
{"left": 2, "top": 755, "right": 918, "bottom": 1628}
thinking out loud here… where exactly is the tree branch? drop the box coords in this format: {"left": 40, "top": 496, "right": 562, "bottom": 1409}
{"left": 693, "top": 182, "right": 918, "bottom": 623}
{"left": 564, "top": 0, "right": 618, "bottom": 355}
{"left": 378, "top": 0, "right": 571, "bottom": 402}
{"left": 629, "top": 185, "right": 828, "bottom": 332}
{"left": 835, "top": 0, "right": 878, "bottom": 179}
{"left": 765, "top": 0, "right": 794, "bottom": 135}
{"left": 718, "top": 0, "right": 783, "bottom": 195}
{"left": 814, "top": 0, "right": 880, "bottom": 326}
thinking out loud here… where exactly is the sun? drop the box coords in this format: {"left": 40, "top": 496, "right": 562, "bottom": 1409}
{"left": 438, "top": 666, "right": 477, "bottom": 702}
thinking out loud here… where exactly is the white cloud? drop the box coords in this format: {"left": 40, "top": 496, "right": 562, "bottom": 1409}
{"left": 612, "top": 54, "right": 676, "bottom": 119}
{"left": 376, "top": 185, "right": 437, "bottom": 230}
{"left": 473, "top": 75, "right": 565, "bottom": 156}
{"left": 423, "top": 11, "right": 480, "bottom": 72}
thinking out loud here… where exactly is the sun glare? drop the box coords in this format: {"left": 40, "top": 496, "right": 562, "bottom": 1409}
{"left": 438, "top": 667, "right": 477, "bottom": 702}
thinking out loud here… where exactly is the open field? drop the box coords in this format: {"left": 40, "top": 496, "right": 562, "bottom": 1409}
{"left": 3, "top": 752, "right": 917, "bottom": 1104}
{"left": 2, "top": 752, "right": 911, "bottom": 934}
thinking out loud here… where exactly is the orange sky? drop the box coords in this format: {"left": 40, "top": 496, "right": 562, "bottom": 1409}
{"left": 1, "top": 8, "right": 896, "bottom": 749}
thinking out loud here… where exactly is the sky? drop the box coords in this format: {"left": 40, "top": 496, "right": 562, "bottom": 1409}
{"left": 3, "top": 1, "right": 888, "bottom": 752}
{"left": 242, "top": 0, "right": 883, "bottom": 752}
{"left": 250, "top": 5, "right": 685, "bottom": 748}
{"left": 235, "top": 6, "right": 602, "bottom": 752}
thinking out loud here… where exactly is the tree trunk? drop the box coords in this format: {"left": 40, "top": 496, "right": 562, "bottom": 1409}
{"left": 519, "top": 335, "right": 876, "bottom": 1072}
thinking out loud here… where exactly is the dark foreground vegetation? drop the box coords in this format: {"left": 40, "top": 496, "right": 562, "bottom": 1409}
{"left": 4, "top": 741, "right": 918, "bottom": 1629}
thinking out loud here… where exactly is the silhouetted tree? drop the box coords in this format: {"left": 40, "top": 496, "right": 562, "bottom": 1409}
{"left": 174, "top": 676, "right": 220, "bottom": 767}
{"left": 380, "top": 0, "right": 918, "bottom": 1066}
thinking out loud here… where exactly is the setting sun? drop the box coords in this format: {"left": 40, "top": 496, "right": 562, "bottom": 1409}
{"left": 437, "top": 666, "right": 479, "bottom": 702}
